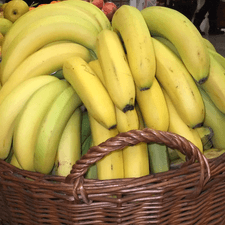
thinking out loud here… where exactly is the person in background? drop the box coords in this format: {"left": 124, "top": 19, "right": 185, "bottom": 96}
{"left": 193, "top": 0, "right": 224, "bottom": 35}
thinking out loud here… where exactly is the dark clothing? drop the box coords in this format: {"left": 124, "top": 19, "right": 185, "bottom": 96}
{"left": 168, "top": 0, "right": 197, "bottom": 21}
{"left": 195, "top": 0, "right": 220, "bottom": 21}
{"left": 193, "top": 0, "right": 224, "bottom": 34}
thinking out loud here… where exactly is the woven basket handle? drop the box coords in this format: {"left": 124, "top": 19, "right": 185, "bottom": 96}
{"left": 65, "top": 128, "right": 211, "bottom": 203}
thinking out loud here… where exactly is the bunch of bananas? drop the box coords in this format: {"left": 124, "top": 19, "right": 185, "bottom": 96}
{"left": 1, "top": 2, "right": 225, "bottom": 180}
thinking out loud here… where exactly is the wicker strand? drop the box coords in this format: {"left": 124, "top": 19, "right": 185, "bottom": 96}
{"left": 65, "top": 128, "right": 210, "bottom": 203}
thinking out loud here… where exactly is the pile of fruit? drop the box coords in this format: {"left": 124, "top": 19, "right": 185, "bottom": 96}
{"left": 0, "top": 0, "right": 225, "bottom": 180}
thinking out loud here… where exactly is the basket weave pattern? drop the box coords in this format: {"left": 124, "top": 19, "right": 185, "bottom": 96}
{"left": 1, "top": 128, "right": 225, "bottom": 224}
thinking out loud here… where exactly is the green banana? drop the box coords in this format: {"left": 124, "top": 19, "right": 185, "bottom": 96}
{"left": 201, "top": 53, "right": 225, "bottom": 114}
{"left": 204, "top": 148, "right": 225, "bottom": 159}
{"left": 13, "top": 80, "right": 69, "bottom": 171}
{"left": 54, "top": 107, "right": 82, "bottom": 177}
{"left": 81, "top": 135, "right": 98, "bottom": 179}
{"left": 0, "top": 75, "right": 58, "bottom": 159}
{"left": 203, "top": 38, "right": 216, "bottom": 52}
{"left": 208, "top": 48, "right": 225, "bottom": 70}
{"left": 81, "top": 110, "right": 91, "bottom": 145}
{"left": 198, "top": 87, "right": 225, "bottom": 149}
{"left": 195, "top": 126, "right": 214, "bottom": 150}
{"left": 34, "top": 86, "right": 82, "bottom": 174}
{"left": 148, "top": 143, "right": 170, "bottom": 174}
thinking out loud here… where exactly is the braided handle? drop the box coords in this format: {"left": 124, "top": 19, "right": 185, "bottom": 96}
{"left": 65, "top": 128, "right": 211, "bottom": 203}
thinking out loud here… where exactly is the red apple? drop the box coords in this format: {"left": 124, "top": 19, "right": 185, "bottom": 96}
{"left": 102, "top": 2, "right": 117, "bottom": 21}
{"left": 90, "top": 0, "right": 104, "bottom": 9}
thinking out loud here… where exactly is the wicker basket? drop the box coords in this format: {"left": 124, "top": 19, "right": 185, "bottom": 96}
{"left": 1, "top": 128, "right": 225, "bottom": 224}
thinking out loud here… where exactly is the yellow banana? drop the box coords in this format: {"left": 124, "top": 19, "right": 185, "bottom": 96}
{"left": 62, "top": 0, "right": 111, "bottom": 30}
{"left": 136, "top": 78, "right": 169, "bottom": 131}
{"left": 13, "top": 80, "right": 69, "bottom": 171}
{"left": 141, "top": 6, "right": 210, "bottom": 84}
{"left": 2, "top": 2, "right": 102, "bottom": 57}
{"left": 203, "top": 38, "right": 216, "bottom": 52}
{"left": 152, "top": 38, "right": 205, "bottom": 128}
{"left": 10, "top": 154, "right": 22, "bottom": 169}
{"left": 88, "top": 59, "right": 105, "bottom": 85}
{"left": 198, "top": 87, "right": 225, "bottom": 149}
{"left": 34, "top": 86, "right": 82, "bottom": 174}
{"left": 123, "top": 142, "right": 149, "bottom": 178}
{"left": 88, "top": 113, "right": 124, "bottom": 180}
{"left": 96, "top": 29, "right": 135, "bottom": 112}
{"left": 162, "top": 89, "right": 203, "bottom": 161}
{"left": 112, "top": 5, "right": 156, "bottom": 91}
{"left": 135, "top": 103, "right": 145, "bottom": 130}
{"left": 201, "top": 53, "right": 225, "bottom": 113}
{"left": 0, "top": 42, "right": 91, "bottom": 107}
{"left": 207, "top": 48, "right": 225, "bottom": 70}
{"left": 0, "top": 75, "right": 58, "bottom": 159}
{"left": 1, "top": 14, "right": 99, "bottom": 84}
{"left": 63, "top": 56, "right": 117, "bottom": 130}
{"left": 54, "top": 107, "right": 82, "bottom": 177}
{"left": 115, "top": 106, "right": 139, "bottom": 133}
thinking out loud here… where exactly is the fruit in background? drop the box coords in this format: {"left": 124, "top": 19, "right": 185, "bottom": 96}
{"left": 0, "top": 11, "right": 4, "bottom": 18}
{"left": 0, "top": 3, "right": 7, "bottom": 12}
{"left": 4, "top": 0, "right": 29, "bottom": 23}
{"left": 0, "top": 18, "right": 13, "bottom": 35}
{"left": 0, "top": 32, "right": 4, "bottom": 46}
{"left": 102, "top": 2, "right": 117, "bottom": 21}
{"left": 90, "top": 0, "right": 104, "bottom": 9}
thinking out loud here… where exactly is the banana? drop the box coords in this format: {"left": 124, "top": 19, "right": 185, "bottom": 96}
{"left": 34, "top": 86, "right": 82, "bottom": 174}
{"left": 2, "top": 2, "right": 103, "bottom": 56}
{"left": 62, "top": 0, "right": 111, "bottom": 30}
{"left": 115, "top": 106, "right": 139, "bottom": 133}
{"left": 153, "top": 36, "right": 181, "bottom": 59}
{"left": 203, "top": 38, "right": 216, "bottom": 52}
{"left": 152, "top": 38, "right": 205, "bottom": 128}
{"left": 88, "top": 113, "right": 124, "bottom": 180}
{"left": 195, "top": 126, "right": 214, "bottom": 150}
{"left": 148, "top": 143, "right": 170, "bottom": 174}
{"left": 136, "top": 78, "right": 169, "bottom": 131}
{"left": 81, "top": 110, "right": 91, "bottom": 145}
{"left": 123, "top": 142, "right": 149, "bottom": 178}
{"left": 88, "top": 59, "right": 105, "bottom": 85}
{"left": 10, "top": 154, "right": 22, "bottom": 169}
{"left": 63, "top": 56, "right": 117, "bottom": 130}
{"left": 135, "top": 103, "right": 145, "bottom": 130}
{"left": 141, "top": 6, "right": 210, "bottom": 84}
{"left": 54, "top": 107, "right": 82, "bottom": 177}
{"left": 162, "top": 89, "right": 203, "bottom": 161}
{"left": 201, "top": 53, "right": 225, "bottom": 114}
{"left": 0, "top": 42, "right": 91, "bottom": 107}
{"left": 1, "top": 14, "right": 99, "bottom": 84}
{"left": 0, "top": 75, "right": 58, "bottom": 159}
{"left": 204, "top": 148, "right": 225, "bottom": 159}
{"left": 111, "top": 5, "right": 156, "bottom": 91}
{"left": 0, "top": 18, "right": 13, "bottom": 35}
{"left": 198, "top": 87, "right": 225, "bottom": 149}
{"left": 81, "top": 136, "right": 98, "bottom": 179}
{"left": 13, "top": 80, "right": 69, "bottom": 171}
{"left": 207, "top": 48, "right": 225, "bottom": 70}
{"left": 96, "top": 29, "right": 135, "bottom": 112}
